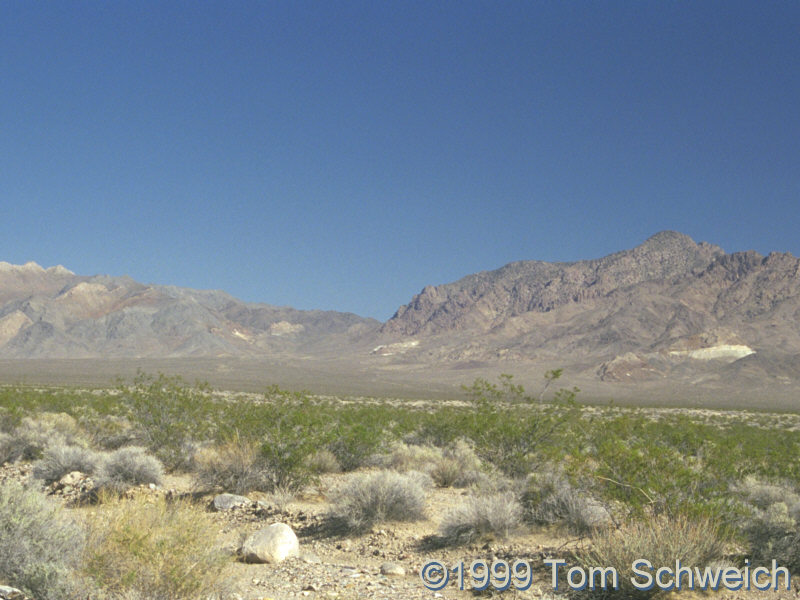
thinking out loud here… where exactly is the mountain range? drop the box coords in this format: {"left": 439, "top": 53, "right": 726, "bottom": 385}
{"left": 2, "top": 231, "right": 800, "bottom": 400}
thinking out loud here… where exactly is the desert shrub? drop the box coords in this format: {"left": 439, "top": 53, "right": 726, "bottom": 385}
{"left": 733, "top": 475, "right": 800, "bottom": 511}
{"left": 522, "top": 468, "right": 612, "bottom": 534}
{"left": 121, "top": 373, "right": 215, "bottom": 471}
{"left": 742, "top": 502, "right": 800, "bottom": 572}
{"left": 379, "top": 439, "right": 482, "bottom": 488}
{"left": 193, "top": 436, "right": 269, "bottom": 495}
{"left": 0, "top": 482, "right": 86, "bottom": 600}
{"left": 33, "top": 444, "right": 101, "bottom": 484}
{"left": 431, "top": 439, "right": 483, "bottom": 487}
{"left": 327, "top": 418, "right": 387, "bottom": 472}
{"left": 259, "top": 426, "right": 318, "bottom": 493}
{"left": 439, "top": 492, "right": 523, "bottom": 546}
{"left": 96, "top": 446, "right": 164, "bottom": 493}
{"left": 0, "top": 414, "right": 85, "bottom": 464}
{"left": 735, "top": 477, "right": 800, "bottom": 572}
{"left": 77, "top": 411, "right": 138, "bottom": 450}
{"left": 574, "top": 515, "right": 727, "bottom": 599}
{"left": 379, "top": 441, "right": 443, "bottom": 472}
{"left": 328, "top": 470, "right": 428, "bottom": 533}
{"left": 305, "top": 448, "right": 341, "bottom": 474}
{"left": 84, "top": 495, "right": 233, "bottom": 599}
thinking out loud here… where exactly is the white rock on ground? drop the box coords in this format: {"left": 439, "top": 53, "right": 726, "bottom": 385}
{"left": 240, "top": 522, "right": 300, "bottom": 563}
{"left": 212, "top": 493, "right": 252, "bottom": 511}
{"left": 380, "top": 561, "right": 406, "bottom": 576}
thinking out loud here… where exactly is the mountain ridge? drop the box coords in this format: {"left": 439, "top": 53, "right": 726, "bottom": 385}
{"left": 3, "top": 232, "right": 800, "bottom": 397}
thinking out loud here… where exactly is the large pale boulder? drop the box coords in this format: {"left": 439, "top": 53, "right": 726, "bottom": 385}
{"left": 240, "top": 523, "right": 299, "bottom": 563}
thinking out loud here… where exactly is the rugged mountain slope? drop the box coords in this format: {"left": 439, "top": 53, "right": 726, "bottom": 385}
{"left": 0, "top": 262, "right": 377, "bottom": 358}
{"left": 379, "top": 232, "right": 800, "bottom": 381}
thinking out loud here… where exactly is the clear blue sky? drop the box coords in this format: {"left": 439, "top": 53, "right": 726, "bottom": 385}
{"left": 2, "top": 1, "right": 798, "bottom": 319}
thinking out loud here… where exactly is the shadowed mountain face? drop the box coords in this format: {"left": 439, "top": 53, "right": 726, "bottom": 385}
{"left": 2, "top": 232, "right": 800, "bottom": 393}
{"left": 0, "top": 262, "right": 378, "bottom": 358}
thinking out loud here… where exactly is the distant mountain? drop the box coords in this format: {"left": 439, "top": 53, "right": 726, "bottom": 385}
{"left": 0, "top": 261, "right": 377, "bottom": 358}
{"left": 379, "top": 232, "right": 800, "bottom": 382}
{"left": 3, "top": 232, "right": 800, "bottom": 393}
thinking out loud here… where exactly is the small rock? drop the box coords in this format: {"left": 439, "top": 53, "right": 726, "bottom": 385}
{"left": 212, "top": 493, "right": 252, "bottom": 511}
{"left": 300, "top": 550, "right": 322, "bottom": 564}
{"left": 59, "top": 470, "right": 86, "bottom": 487}
{"left": 380, "top": 561, "right": 406, "bottom": 577}
{"left": 240, "top": 523, "right": 300, "bottom": 564}
{"left": 0, "top": 585, "right": 28, "bottom": 600}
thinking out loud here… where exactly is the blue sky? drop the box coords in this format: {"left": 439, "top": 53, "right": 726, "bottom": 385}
{"left": 2, "top": 1, "right": 798, "bottom": 319}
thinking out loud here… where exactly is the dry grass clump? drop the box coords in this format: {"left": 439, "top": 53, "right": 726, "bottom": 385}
{"left": 0, "top": 481, "right": 87, "bottom": 600}
{"left": 83, "top": 494, "right": 233, "bottom": 600}
{"left": 522, "top": 467, "right": 611, "bottom": 534}
{"left": 33, "top": 443, "right": 101, "bottom": 484}
{"left": 193, "top": 437, "right": 269, "bottom": 495}
{"left": 439, "top": 492, "right": 523, "bottom": 545}
{"left": 379, "top": 441, "right": 443, "bottom": 472}
{"left": 305, "top": 448, "right": 341, "bottom": 474}
{"left": 430, "top": 439, "right": 483, "bottom": 488}
{"left": 96, "top": 446, "right": 164, "bottom": 493}
{"left": 328, "top": 470, "right": 428, "bottom": 533}
{"left": 734, "top": 476, "right": 800, "bottom": 572}
{"left": 574, "top": 514, "right": 727, "bottom": 599}
{"left": 0, "top": 414, "right": 86, "bottom": 464}
{"left": 379, "top": 439, "right": 483, "bottom": 488}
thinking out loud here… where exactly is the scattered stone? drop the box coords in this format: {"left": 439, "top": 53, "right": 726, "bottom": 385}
{"left": 380, "top": 561, "right": 406, "bottom": 577}
{"left": 212, "top": 493, "right": 252, "bottom": 511}
{"left": 300, "top": 550, "right": 322, "bottom": 564}
{"left": 0, "top": 585, "right": 28, "bottom": 600}
{"left": 240, "top": 522, "right": 300, "bottom": 564}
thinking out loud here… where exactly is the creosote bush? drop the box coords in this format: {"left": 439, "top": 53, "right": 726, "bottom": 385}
{"left": 329, "top": 470, "right": 428, "bottom": 533}
{"left": 33, "top": 443, "right": 101, "bottom": 484}
{"left": 121, "top": 372, "right": 214, "bottom": 471}
{"left": 574, "top": 515, "right": 727, "bottom": 599}
{"left": 0, "top": 482, "right": 86, "bottom": 600}
{"left": 84, "top": 494, "right": 233, "bottom": 600}
{"left": 96, "top": 446, "right": 164, "bottom": 493}
{"left": 439, "top": 492, "right": 523, "bottom": 545}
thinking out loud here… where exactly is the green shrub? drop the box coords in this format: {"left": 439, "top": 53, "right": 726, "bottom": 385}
{"left": 329, "top": 470, "right": 428, "bottom": 533}
{"left": 0, "top": 482, "right": 86, "bottom": 600}
{"left": 259, "top": 426, "right": 318, "bottom": 493}
{"left": 121, "top": 372, "right": 214, "bottom": 471}
{"left": 439, "top": 492, "right": 523, "bottom": 545}
{"left": 33, "top": 444, "right": 101, "bottom": 484}
{"left": 97, "top": 446, "right": 164, "bottom": 493}
{"left": 84, "top": 495, "right": 233, "bottom": 599}
{"left": 327, "top": 418, "right": 387, "bottom": 472}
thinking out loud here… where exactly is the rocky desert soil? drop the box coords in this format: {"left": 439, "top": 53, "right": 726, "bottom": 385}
{"left": 3, "top": 463, "right": 798, "bottom": 600}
